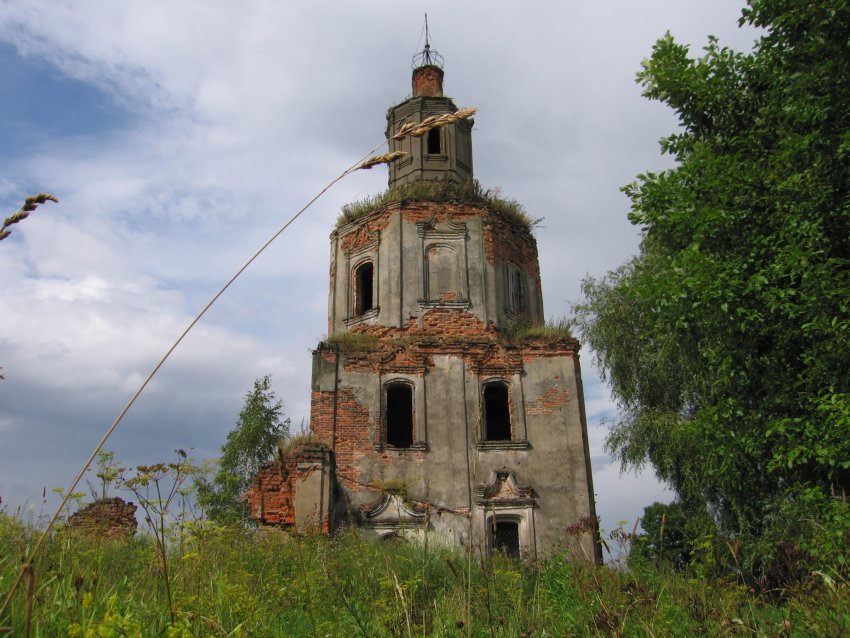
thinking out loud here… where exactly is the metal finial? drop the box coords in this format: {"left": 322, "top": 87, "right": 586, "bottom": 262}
{"left": 412, "top": 13, "right": 444, "bottom": 69}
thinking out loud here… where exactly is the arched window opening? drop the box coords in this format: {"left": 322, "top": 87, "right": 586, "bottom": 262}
{"left": 427, "top": 128, "right": 441, "bottom": 154}
{"left": 354, "top": 261, "right": 374, "bottom": 316}
{"left": 483, "top": 383, "right": 511, "bottom": 441}
{"left": 386, "top": 384, "right": 413, "bottom": 448}
{"left": 491, "top": 520, "right": 520, "bottom": 558}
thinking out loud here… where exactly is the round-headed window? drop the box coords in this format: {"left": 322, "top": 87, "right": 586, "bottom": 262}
{"left": 353, "top": 261, "right": 374, "bottom": 316}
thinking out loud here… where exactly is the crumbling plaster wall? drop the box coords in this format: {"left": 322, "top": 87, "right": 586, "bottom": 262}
{"left": 310, "top": 335, "right": 598, "bottom": 558}
{"left": 328, "top": 202, "right": 544, "bottom": 337}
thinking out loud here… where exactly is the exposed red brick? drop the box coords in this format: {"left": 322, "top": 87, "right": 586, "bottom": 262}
{"left": 482, "top": 212, "right": 541, "bottom": 288}
{"left": 67, "top": 497, "right": 137, "bottom": 538}
{"left": 245, "top": 443, "right": 332, "bottom": 532}
{"left": 310, "top": 386, "right": 375, "bottom": 486}
{"left": 526, "top": 385, "right": 569, "bottom": 416}
{"left": 399, "top": 201, "right": 484, "bottom": 226}
{"left": 412, "top": 65, "right": 444, "bottom": 97}
{"left": 339, "top": 210, "right": 390, "bottom": 253}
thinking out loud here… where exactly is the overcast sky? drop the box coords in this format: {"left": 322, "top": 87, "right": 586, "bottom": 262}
{"left": 0, "top": 2, "right": 760, "bottom": 534}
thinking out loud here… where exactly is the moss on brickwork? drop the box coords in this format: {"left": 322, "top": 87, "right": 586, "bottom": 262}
{"left": 337, "top": 179, "right": 541, "bottom": 232}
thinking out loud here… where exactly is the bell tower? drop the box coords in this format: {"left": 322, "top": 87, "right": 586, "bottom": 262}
{"left": 248, "top": 30, "right": 600, "bottom": 562}
{"left": 386, "top": 25, "right": 473, "bottom": 188}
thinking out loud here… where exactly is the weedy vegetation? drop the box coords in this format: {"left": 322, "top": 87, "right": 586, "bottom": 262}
{"left": 1, "top": 500, "right": 849, "bottom": 636}
{"left": 319, "top": 332, "right": 381, "bottom": 351}
{"left": 337, "top": 179, "right": 542, "bottom": 233}
{"left": 504, "top": 317, "right": 575, "bottom": 342}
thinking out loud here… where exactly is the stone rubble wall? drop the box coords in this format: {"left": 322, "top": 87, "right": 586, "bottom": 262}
{"left": 67, "top": 497, "right": 137, "bottom": 538}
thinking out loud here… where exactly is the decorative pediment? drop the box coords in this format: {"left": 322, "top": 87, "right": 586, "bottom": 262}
{"left": 475, "top": 470, "right": 535, "bottom": 507}
{"left": 416, "top": 218, "right": 468, "bottom": 239}
{"left": 474, "top": 344, "right": 524, "bottom": 375}
{"left": 415, "top": 217, "right": 437, "bottom": 235}
{"left": 362, "top": 493, "right": 427, "bottom": 531}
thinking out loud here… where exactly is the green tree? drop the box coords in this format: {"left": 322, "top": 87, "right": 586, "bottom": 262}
{"left": 198, "top": 375, "right": 289, "bottom": 523}
{"left": 574, "top": 0, "right": 850, "bottom": 565}
{"left": 631, "top": 501, "right": 716, "bottom": 571}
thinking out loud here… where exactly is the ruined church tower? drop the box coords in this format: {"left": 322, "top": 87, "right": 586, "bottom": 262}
{"left": 248, "top": 42, "right": 599, "bottom": 561}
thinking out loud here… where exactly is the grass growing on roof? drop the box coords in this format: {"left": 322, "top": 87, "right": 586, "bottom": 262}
{"left": 278, "top": 432, "right": 319, "bottom": 455}
{"left": 504, "top": 317, "right": 575, "bottom": 341}
{"left": 320, "top": 332, "right": 380, "bottom": 351}
{"left": 337, "top": 179, "right": 542, "bottom": 232}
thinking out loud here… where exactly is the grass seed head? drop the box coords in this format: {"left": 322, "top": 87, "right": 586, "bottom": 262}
{"left": 359, "top": 150, "right": 407, "bottom": 170}
{"left": 1, "top": 193, "right": 58, "bottom": 241}
{"left": 391, "top": 107, "right": 477, "bottom": 140}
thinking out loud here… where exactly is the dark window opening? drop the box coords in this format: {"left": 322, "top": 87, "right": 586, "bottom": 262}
{"left": 507, "top": 266, "right": 525, "bottom": 315}
{"left": 427, "top": 128, "right": 441, "bottom": 154}
{"left": 492, "top": 520, "right": 520, "bottom": 558}
{"left": 483, "top": 384, "right": 511, "bottom": 441}
{"left": 386, "top": 385, "right": 413, "bottom": 448}
{"left": 354, "top": 262, "right": 374, "bottom": 316}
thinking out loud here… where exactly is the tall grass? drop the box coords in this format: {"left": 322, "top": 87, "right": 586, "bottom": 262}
{"left": 1, "top": 510, "right": 848, "bottom": 636}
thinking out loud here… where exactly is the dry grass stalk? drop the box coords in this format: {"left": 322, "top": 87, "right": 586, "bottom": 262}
{"left": 23, "top": 563, "right": 34, "bottom": 638}
{"left": 0, "top": 194, "right": 58, "bottom": 241}
{"left": 391, "top": 107, "right": 477, "bottom": 140}
{"left": 2, "top": 124, "right": 417, "bottom": 621}
{"left": 0, "top": 108, "right": 485, "bottom": 626}
{"left": 359, "top": 150, "right": 407, "bottom": 170}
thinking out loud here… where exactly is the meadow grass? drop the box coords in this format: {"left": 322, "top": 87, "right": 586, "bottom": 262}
{"left": 2, "top": 510, "right": 849, "bottom": 636}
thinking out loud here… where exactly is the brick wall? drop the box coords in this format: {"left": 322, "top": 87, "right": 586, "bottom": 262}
{"left": 482, "top": 212, "right": 541, "bottom": 285}
{"left": 412, "top": 65, "right": 444, "bottom": 97}
{"left": 245, "top": 443, "right": 332, "bottom": 532}
{"left": 525, "top": 384, "right": 569, "bottom": 416}
{"left": 339, "top": 210, "right": 391, "bottom": 253}
{"left": 67, "top": 497, "right": 137, "bottom": 538}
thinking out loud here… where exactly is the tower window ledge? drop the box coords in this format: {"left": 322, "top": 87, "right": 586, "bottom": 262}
{"left": 345, "top": 306, "right": 380, "bottom": 326}
{"left": 417, "top": 299, "right": 471, "bottom": 310}
{"left": 373, "top": 443, "right": 429, "bottom": 452}
{"left": 424, "top": 154, "right": 448, "bottom": 162}
{"left": 477, "top": 439, "right": 530, "bottom": 451}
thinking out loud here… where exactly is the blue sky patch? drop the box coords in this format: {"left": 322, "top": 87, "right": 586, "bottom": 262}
{"left": 0, "top": 41, "right": 132, "bottom": 149}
